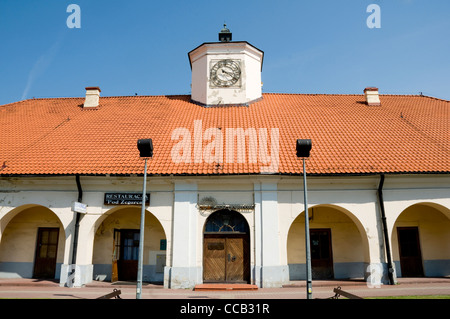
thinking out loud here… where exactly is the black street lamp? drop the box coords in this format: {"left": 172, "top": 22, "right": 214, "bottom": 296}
{"left": 296, "top": 139, "right": 313, "bottom": 299}
{"left": 136, "top": 139, "right": 153, "bottom": 299}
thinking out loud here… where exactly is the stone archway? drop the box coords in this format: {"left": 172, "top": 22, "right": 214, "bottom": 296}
{"left": 392, "top": 202, "right": 450, "bottom": 277}
{"left": 287, "top": 204, "right": 370, "bottom": 280}
{"left": 0, "top": 205, "right": 65, "bottom": 279}
{"left": 92, "top": 206, "right": 166, "bottom": 283}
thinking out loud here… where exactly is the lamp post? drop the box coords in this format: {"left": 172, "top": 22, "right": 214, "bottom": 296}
{"left": 136, "top": 139, "right": 153, "bottom": 299}
{"left": 296, "top": 139, "right": 312, "bottom": 299}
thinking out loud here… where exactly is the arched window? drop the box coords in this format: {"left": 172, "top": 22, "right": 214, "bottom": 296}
{"left": 204, "top": 210, "right": 249, "bottom": 233}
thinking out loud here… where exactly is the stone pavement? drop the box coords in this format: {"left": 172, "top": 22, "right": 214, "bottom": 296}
{"left": 1, "top": 278, "right": 448, "bottom": 318}
{"left": 0, "top": 277, "right": 448, "bottom": 299}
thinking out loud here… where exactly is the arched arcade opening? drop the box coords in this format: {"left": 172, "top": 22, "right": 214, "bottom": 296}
{"left": 392, "top": 202, "right": 450, "bottom": 278}
{"left": 287, "top": 204, "right": 370, "bottom": 280}
{"left": 92, "top": 206, "right": 167, "bottom": 283}
{"left": 0, "top": 205, "right": 65, "bottom": 279}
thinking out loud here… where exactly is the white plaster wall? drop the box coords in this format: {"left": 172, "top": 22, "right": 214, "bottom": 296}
{"left": 1, "top": 174, "right": 449, "bottom": 286}
{"left": 244, "top": 51, "right": 263, "bottom": 101}
{"left": 191, "top": 56, "right": 208, "bottom": 104}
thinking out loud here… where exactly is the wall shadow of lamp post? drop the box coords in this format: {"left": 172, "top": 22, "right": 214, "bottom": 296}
{"left": 136, "top": 139, "right": 153, "bottom": 299}
{"left": 296, "top": 139, "right": 313, "bottom": 299}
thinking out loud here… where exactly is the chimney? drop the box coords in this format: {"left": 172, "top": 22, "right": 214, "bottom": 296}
{"left": 84, "top": 87, "right": 101, "bottom": 108}
{"left": 364, "top": 87, "right": 381, "bottom": 106}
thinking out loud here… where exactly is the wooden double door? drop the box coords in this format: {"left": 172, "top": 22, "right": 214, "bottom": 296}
{"left": 203, "top": 234, "right": 250, "bottom": 283}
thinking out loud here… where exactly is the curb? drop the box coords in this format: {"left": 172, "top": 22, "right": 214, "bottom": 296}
{"left": 0, "top": 277, "right": 448, "bottom": 289}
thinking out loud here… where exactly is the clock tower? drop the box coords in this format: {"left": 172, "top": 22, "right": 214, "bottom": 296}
{"left": 188, "top": 25, "right": 264, "bottom": 107}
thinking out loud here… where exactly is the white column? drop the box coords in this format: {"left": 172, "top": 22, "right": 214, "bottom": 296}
{"left": 254, "top": 181, "right": 289, "bottom": 287}
{"left": 60, "top": 212, "right": 95, "bottom": 287}
{"left": 254, "top": 185, "right": 262, "bottom": 287}
{"left": 166, "top": 181, "right": 200, "bottom": 289}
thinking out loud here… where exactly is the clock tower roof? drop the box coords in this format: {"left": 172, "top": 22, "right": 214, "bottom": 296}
{"left": 219, "top": 23, "right": 232, "bottom": 42}
{"left": 187, "top": 41, "right": 264, "bottom": 70}
{"left": 188, "top": 24, "right": 263, "bottom": 70}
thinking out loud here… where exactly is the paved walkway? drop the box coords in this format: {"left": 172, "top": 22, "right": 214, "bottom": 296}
{"left": 0, "top": 277, "right": 448, "bottom": 299}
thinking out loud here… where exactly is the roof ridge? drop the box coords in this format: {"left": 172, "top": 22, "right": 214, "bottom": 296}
{"left": 3, "top": 93, "right": 448, "bottom": 103}
{"left": 263, "top": 92, "right": 449, "bottom": 101}
{"left": 417, "top": 94, "right": 450, "bottom": 102}
{"left": 100, "top": 94, "right": 190, "bottom": 98}
{"left": 263, "top": 92, "right": 363, "bottom": 96}
{"left": 1, "top": 97, "right": 84, "bottom": 106}
{"left": 0, "top": 99, "right": 29, "bottom": 107}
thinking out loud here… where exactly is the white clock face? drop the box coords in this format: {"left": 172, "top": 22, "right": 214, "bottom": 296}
{"left": 210, "top": 59, "right": 241, "bottom": 88}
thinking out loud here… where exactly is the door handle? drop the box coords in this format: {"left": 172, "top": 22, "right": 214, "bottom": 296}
{"left": 228, "top": 254, "right": 236, "bottom": 262}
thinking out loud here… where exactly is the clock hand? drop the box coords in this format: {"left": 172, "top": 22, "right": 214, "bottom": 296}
{"left": 222, "top": 70, "right": 239, "bottom": 82}
{"left": 221, "top": 69, "right": 234, "bottom": 76}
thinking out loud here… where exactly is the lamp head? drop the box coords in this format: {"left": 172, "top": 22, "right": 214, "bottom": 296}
{"left": 296, "top": 139, "right": 312, "bottom": 158}
{"left": 137, "top": 139, "right": 153, "bottom": 158}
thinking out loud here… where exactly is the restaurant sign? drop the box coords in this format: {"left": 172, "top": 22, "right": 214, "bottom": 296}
{"left": 104, "top": 193, "right": 150, "bottom": 206}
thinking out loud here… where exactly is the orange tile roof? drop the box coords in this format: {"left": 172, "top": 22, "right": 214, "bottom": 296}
{"left": 0, "top": 93, "right": 448, "bottom": 176}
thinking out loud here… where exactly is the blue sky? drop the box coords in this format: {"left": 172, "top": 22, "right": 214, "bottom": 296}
{"left": 0, "top": 0, "right": 449, "bottom": 105}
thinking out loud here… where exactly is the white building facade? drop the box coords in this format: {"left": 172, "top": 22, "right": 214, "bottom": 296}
{"left": 1, "top": 173, "right": 448, "bottom": 288}
{"left": 1, "top": 26, "right": 449, "bottom": 289}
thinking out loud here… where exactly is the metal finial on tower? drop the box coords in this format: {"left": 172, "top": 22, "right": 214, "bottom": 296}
{"left": 219, "top": 23, "right": 232, "bottom": 42}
